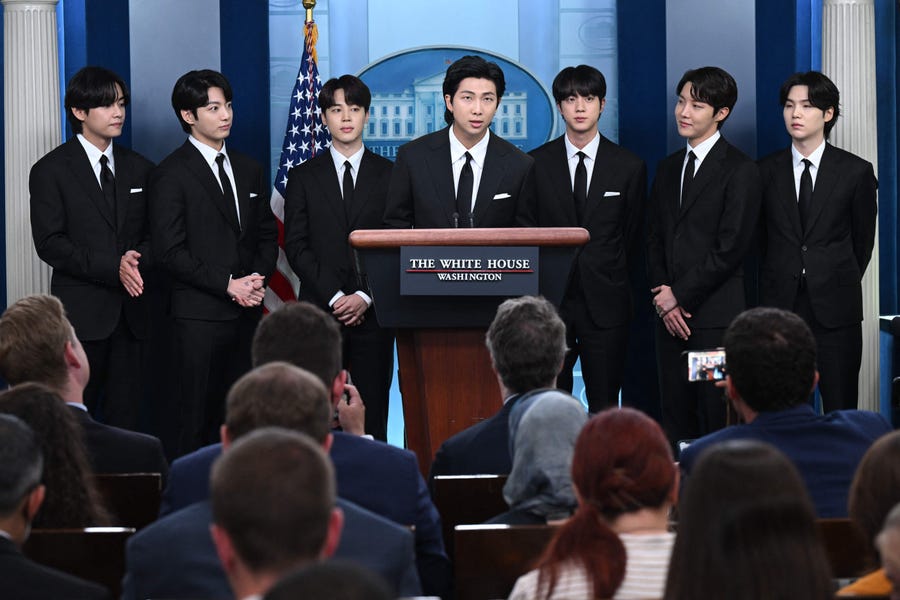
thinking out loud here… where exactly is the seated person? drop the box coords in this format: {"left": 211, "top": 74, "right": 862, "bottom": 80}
{"left": 679, "top": 307, "right": 891, "bottom": 517}
{"left": 667, "top": 440, "right": 833, "bottom": 599}
{"left": 486, "top": 390, "right": 587, "bottom": 525}
{"left": 509, "top": 407, "right": 676, "bottom": 599}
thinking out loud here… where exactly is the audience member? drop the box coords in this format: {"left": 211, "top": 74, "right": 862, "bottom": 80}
{"left": 837, "top": 431, "right": 900, "bottom": 597}
{"left": 264, "top": 560, "right": 393, "bottom": 600}
{"left": 665, "top": 440, "right": 833, "bottom": 600}
{"left": 0, "top": 294, "right": 168, "bottom": 480}
{"left": 0, "top": 383, "right": 109, "bottom": 528}
{"left": 487, "top": 390, "right": 587, "bottom": 525}
{"left": 0, "top": 414, "right": 110, "bottom": 599}
{"left": 430, "top": 295, "right": 567, "bottom": 480}
{"left": 123, "top": 362, "right": 420, "bottom": 599}
{"left": 210, "top": 428, "right": 342, "bottom": 599}
{"left": 679, "top": 306, "right": 891, "bottom": 517}
{"left": 161, "top": 300, "right": 450, "bottom": 597}
{"left": 509, "top": 408, "right": 676, "bottom": 599}
{"left": 874, "top": 503, "right": 900, "bottom": 600}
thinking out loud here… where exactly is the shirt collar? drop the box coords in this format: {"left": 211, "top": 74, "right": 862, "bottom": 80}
{"left": 188, "top": 135, "right": 228, "bottom": 169}
{"left": 791, "top": 140, "right": 826, "bottom": 169}
{"left": 449, "top": 126, "right": 490, "bottom": 168}
{"left": 330, "top": 144, "right": 365, "bottom": 174}
{"left": 685, "top": 130, "right": 720, "bottom": 163}
{"left": 66, "top": 402, "right": 88, "bottom": 412}
{"left": 564, "top": 132, "right": 600, "bottom": 162}
{"left": 76, "top": 134, "right": 114, "bottom": 172}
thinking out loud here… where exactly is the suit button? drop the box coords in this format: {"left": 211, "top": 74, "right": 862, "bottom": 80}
{"left": 801, "top": 245, "right": 807, "bottom": 252}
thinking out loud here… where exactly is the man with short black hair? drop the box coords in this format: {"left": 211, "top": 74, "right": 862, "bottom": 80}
{"left": 0, "top": 414, "right": 110, "bottom": 599}
{"left": 758, "top": 71, "right": 877, "bottom": 411}
{"left": 679, "top": 307, "right": 891, "bottom": 517}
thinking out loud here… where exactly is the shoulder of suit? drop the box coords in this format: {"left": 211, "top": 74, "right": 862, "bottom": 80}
{"left": 823, "top": 143, "right": 873, "bottom": 170}
{"left": 528, "top": 136, "right": 563, "bottom": 159}
{"left": 363, "top": 148, "right": 393, "bottom": 170}
{"left": 333, "top": 431, "right": 418, "bottom": 464}
{"left": 597, "top": 136, "right": 645, "bottom": 167}
{"left": 488, "top": 131, "right": 530, "bottom": 160}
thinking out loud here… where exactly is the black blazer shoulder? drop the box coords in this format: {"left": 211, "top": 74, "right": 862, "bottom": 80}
{"left": 69, "top": 406, "right": 169, "bottom": 480}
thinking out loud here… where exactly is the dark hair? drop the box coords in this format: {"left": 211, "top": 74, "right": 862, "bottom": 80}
{"left": 552, "top": 65, "right": 607, "bottom": 104}
{"left": 723, "top": 307, "right": 816, "bottom": 412}
{"left": 676, "top": 66, "right": 738, "bottom": 127}
{"left": 320, "top": 75, "right": 372, "bottom": 112}
{"left": 0, "top": 414, "right": 43, "bottom": 515}
{"left": 848, "top": 431, "right": 900, "bottom": 566}
{"left": 171, "top": 69, "right": 233, "bottom": 133}
{"left": 442, "top": 55, "right": 505, "bottom": 125}
{"left": 779, "top": 71, "right": 841, "bottom": 138}
{"left": 211, "top": 428, "right": 335, "bottom": 572}
{"left": 485, "top": 296, "right": 566, "bottom": 394}
{"left": 533, "top": 408, "right": 675, "bottom": 599}
{"left": 664, "top": 440, "right": 832, "bottom": 600}
{"left": 0, "top": 294, "right": 76, "bottom": 390}
{"left": 64, "top": 66, "right": 129, "bottom": 134}
{"left": 251, "top": 301, "right": 342, "bottom": 389}
{"left": 0, "top": 384, "right": 110, "bottom": 527}
{"left": 225, "top": 362, "right": 331, "bottom": 444}
{"left": 264, "top": 560, "right": 393, "bottom": 600}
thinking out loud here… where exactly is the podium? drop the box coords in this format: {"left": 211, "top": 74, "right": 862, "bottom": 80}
{"left": 349, "top": 228, "right": 589, "bottom": 474}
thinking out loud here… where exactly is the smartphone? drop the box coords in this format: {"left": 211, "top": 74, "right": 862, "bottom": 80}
{"left": 685, "top": 348, "right": 727, "bottom": 382}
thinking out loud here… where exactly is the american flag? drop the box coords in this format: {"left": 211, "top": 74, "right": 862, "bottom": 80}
{"left": 264, "top": 18, "right": 331, "bottom": 312}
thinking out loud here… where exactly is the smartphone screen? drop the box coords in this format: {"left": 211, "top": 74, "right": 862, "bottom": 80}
{"left": 686, "top": 348, "right": 727, "bottom": 382}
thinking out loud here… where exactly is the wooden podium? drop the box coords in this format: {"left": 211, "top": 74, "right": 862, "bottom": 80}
{"left": 350, "top": 228, "right": 588, "bottom": 474}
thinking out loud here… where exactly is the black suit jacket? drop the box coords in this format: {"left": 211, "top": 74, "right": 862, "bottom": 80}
{"left": 30, "top": 138, "right": 154, "bottom": 341}
{"left": 68, "top": 405, "right": 169, "bottom": 481}
{"left": 0, "top": 536, "right": 110, "bottom": 600}
{"left": 758, "top": 144, "right": 877, "bottom": 328}
{"left": 284, "top": 150, "right": 392, "bottom": 310}
{"left": 383, "top": 128, "right": 534, "bottom": 228}
{"left": 528, "top": 135, "right": 647, "bottom": 327}
{"left": 646, "top": 137, "right": 761, "bottom": 329}
{"left": 149, "top": 141, "right": 278, "bottom": 321}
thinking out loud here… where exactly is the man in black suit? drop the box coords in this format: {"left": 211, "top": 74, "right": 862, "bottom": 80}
{"left": 0, "top": 414, "right": 110, "bottom": 600}
{"left": 384, "top": 54, "right": 534, "bottom": 228}
{"left": 30, "top": 66, "right": 154, "bottom": 430}
{"left": 758, "top": 71, "right": 877, "bottom": 411}
{"left": 284, "top": 75, "right": 394, "bottom": 441}
{"left": 647, "top": 67, "right": 761, "bottom": 446}
{"left": 0, "top": 294, "right": 168, "bottom": 479}
{"left": 528, "top": 65, "right": 647, "bottom": 412}
{"left": 150, "top": 70, "right": 278, "bottom": 453}
{"left": 430, "top": 295, "right": 567, "bottom": 480}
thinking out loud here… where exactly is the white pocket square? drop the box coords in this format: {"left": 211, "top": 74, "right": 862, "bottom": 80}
{"left": 603, "top": 191, "right": 621, "bottom": 197}
{"left": 249, "top": 193, "right": 259, "bottom": 198}
{"left": 129, "top": 188, "right": 143, "bottom": 193}
{"left": 493, "top": 193, "right": 511, "bottom": 200}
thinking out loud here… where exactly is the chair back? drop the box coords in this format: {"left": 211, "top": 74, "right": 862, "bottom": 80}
{"left": 817, "top": 518, "right": 872, "bottom": 578}
{"left": 93, "top": 472, "right": 162, "bottom": 529}
{"left": 432, "top": 474, "right": 508, "bottom": 556}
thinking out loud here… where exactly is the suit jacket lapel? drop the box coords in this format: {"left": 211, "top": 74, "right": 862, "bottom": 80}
{"left": 583, "top": 135, "right": 615, "bottom": 225}
{"left": 546, "top": 138, "right": 578, "bottom": 224}
{"left": 313, "top": 154, "right": 349, "bottom": 230}
{"left": 113, "top": 145, "right": 132, "bottom": 233}
{"left": 772, "top": 150, "right": 803, "bottom": 238}
{"left": 425, "top": 131, "right": 456, "bottom": 226}
{"left": 473, "top": 132, "right": 506, "bottom": 226}
{"left": 66, "top": 138, "right": 115, "bottom": 229}
{"left": 348, "top": 151, "right": 375, "bottom": 228}
{"left": 678, "top": 138, "right": 725, "bottom": 218}
{"left": 183, "top": 141, "right": 241, "bottom": 234}
{"left": 233, "top": 155, "right": 253, "bottom": 237}
{"left": 805, "top": 144, "right": 838, "bottom": 234}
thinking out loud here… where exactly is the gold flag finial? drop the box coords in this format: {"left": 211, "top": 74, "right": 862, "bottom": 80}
{"left": 302, "top": 0, "right": 316, "bottom": 23}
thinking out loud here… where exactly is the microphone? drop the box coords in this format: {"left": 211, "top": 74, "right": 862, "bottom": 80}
{"left": 452, "top": 212, "right": 459, "bottom": 228}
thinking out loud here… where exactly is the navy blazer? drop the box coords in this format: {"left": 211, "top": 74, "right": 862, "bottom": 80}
{"left": 679, "top": 404, "right": 892, "bottom": 517}
{"left": 30, "top": 137, "right": 154, "bottom": 341}
{"left": 0, "top": 536, "right": 110, "bottom": 600}
{"left": 160, "top": 432, "right": 450, "bottom": 597}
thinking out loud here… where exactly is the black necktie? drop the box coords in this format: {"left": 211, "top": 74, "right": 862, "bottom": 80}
{"left": 680, "top": 150, "right": 696, "bottom": 205}
{"left": 798, "top": 158, "right": 813, "bottom": 233}
{"left": 573, "top": 151, "right": 588, "bottom": 222}
{"left": 342, "top": 160, "right": 354, "bottom": 209}
{"left": 99, "top": 155, "right": 116, "bottom": 220}
{"left": 456, "top": 152, "right": 473, "bottom": 228}
{"left": 216, "top": 153, "right": 239, "bottom": 229}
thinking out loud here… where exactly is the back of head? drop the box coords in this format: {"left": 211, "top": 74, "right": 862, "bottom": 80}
{"left": 0, "top": 294, "right": 73, "bottom": 389}
{"left": 320, "top": 75, "right": 372, "bottom": 111}
{"left": 723, "top": 307, "right": 816, "bottom": 412}
{"left": 65, "top": 66, "right": 129, "bottom": 134}
{"left": 442, "top": 54, "right": 506, "bottom": 125}
{"left": 504, "top": 390, "right": 586, "bottom": 520}
{"left": 552, "top": 65, "right": 607, "bottom": 104}
{"left": 264, "top": 560, "right": 392, "bottom": 600}
{"left": 251, "top": 301, "right": 342, "bottom": 389}
{"left": 849, "top": 431, "right": 900, "bottom": 552}
{"left": 676, "top": 66, "right": 738, "bottom": 125}
{"left": 0, "top": 383, "right": 107, "bottom": 527}
{"left": 665, "top": 440, "right": 832, "bottom": 600}
{"left": 171, "top": 69, "right": 233, "bottom": 134}
{"left": 225, "top": 362, "right": 331, "bottom": 444}
{"left": 534, "top": 408, "right": 675, "bottom": 599}
{"left": 486, "top": 296, "right": 566, "bottom": 394}
{"left": 779, "top": 71, "right": 840, "bottom": 137}
{"left": 211, "top": 427, "right": 336, "bottom": 573}
{"left": 0, "top": 414, "right": 43, "bottom": 517}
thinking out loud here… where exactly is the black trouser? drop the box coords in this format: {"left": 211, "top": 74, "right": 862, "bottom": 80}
{"left": 82, "top": 313, "right": 144, "bottom": 431}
